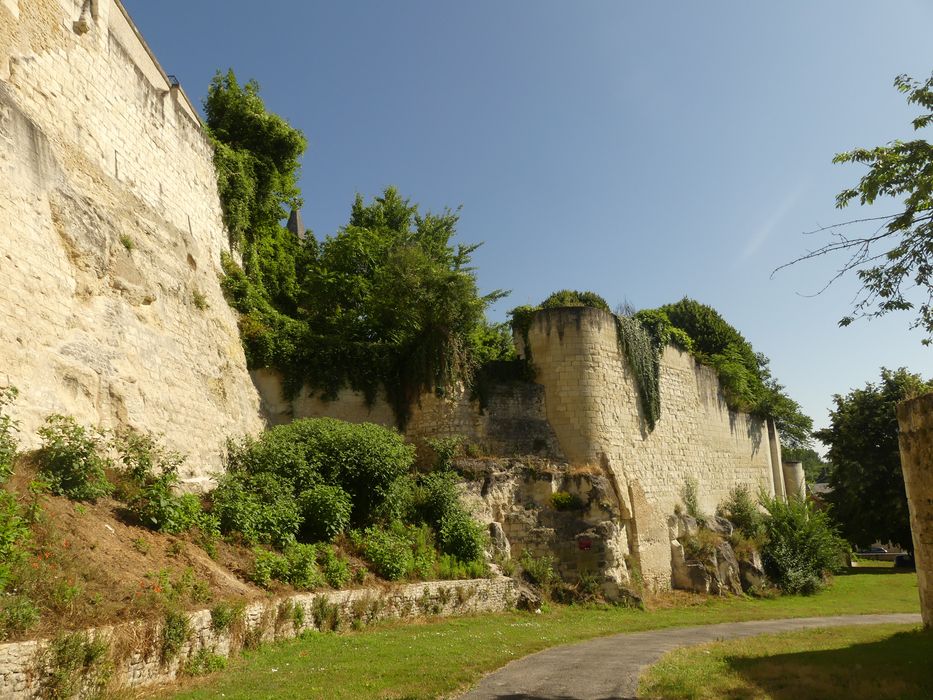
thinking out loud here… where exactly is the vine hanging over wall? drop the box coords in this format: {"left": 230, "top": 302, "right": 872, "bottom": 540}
{"left": 614, "top": 314, "right": 662, "bottom": 430}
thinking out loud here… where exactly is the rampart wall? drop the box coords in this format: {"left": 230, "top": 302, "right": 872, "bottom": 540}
{"left": 523, "top": 307, "right": 779, "bottom": 588}
{"left": 896, "top": 392, "right": 933, "bottom": 628}
{"left": 255, "top": 307, "right": 786, "bottom": 589}
{"left": 0, "top": 0, "right": 262, "bottom": 484}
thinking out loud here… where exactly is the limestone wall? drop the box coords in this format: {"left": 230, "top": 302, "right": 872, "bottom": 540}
{"left": 0, "top": 577, "right": 515, "bottom": 698}
{"left": 524, "top": 307, "right": 777, "bottom": 589}
{"left": 0, "top": 0, "right": 262, "bottom": 483}
{"left": 896, "top": 392, "right": 933, "bottom": 628}
{"left": 252, "top": 368, "right": 564, "bottom": 461}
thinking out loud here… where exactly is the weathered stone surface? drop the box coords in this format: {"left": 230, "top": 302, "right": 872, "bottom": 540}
{"left": 707, "top": 516, "right": 735, "bottom": 538}
{"left": 739, "top": 549, "right": 766, "bottom": 592}
{"left": 897, "top": 392, "right": 933, "bottom": 628}
{"left": 458, "top": 458, "right": 634, "bottom": 601}
{"left": 523, "top": 307, "right": 781, "bottom": 590}
{"left": 0, "top": 0, "right": 263, "bottom": 484}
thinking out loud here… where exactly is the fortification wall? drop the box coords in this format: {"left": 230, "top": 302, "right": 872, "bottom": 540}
{"left": 525, "top": 307, "right": 777, "bottom": 589}
{"left": 251, "top": 368, "right": 563, "bottom": 461}
{"left": 0, "top": 0, "right": 263, "bottom": 483}
{"left": 896, "top": 392, "right": 933, "bottom": 628}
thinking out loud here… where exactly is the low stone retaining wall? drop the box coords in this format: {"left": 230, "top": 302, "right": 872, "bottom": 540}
{"left": 0, "top": 577, "right": 516, "bottom": 698}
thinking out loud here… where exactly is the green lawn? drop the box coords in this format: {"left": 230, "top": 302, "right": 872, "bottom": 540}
{"left": 639, "top": 622, "right": 933, "bottom": 699}
{"left": 159, "top": 568, "right": 919, "bottom": 700}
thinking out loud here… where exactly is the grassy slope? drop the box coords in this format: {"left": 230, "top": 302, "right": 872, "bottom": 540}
{"left": 639, "top": 622, "right": 933, "bottom": 700}
{"left": 160, "top": 568, "right": 919, "bottom": 700}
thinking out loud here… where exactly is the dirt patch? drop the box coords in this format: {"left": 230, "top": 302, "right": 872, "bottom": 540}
{"left": 3, "top": 461, "right": 264, "bottom": 642}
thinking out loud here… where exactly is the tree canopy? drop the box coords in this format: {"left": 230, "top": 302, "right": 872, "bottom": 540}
{"left": 645, "top": 299, "right": 813, "bottom": 449}
{"left": 777, "top": 72, "right": 933, "bottom": 343}
{"left": 815, "top": 367, "right": 932, "bottom": 553}
{"left": 207, "top": 71, "right": 507, "bottom": 426}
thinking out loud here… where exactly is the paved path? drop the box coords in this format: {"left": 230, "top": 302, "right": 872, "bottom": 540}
{"left": 458, "top": 613, "right": 921, "bottom": 700}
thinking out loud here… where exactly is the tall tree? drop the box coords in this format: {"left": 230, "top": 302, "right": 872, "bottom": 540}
{"left": 815, "top": 367, "right": 932, "bottom": 552}
{"left": 777, "top": 73, "right": 933, "bottom": 343}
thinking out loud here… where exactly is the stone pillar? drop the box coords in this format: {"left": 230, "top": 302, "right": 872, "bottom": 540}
{"left": 782, "top": 461, "right": 806, "bottom": 500}
{"left": 767, "top": 419, "right": 787, "bottom": 502}
{"left": 896, "top": 393, "right": 933, "bottom": 628}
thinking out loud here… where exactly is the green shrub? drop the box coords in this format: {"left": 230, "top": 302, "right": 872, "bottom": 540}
{"left": 682, "top": 477, "right": 703, "bottom": 521}
{"left": 550, "top": 491, "right": 584, "bottom": 511}
{"left": 225, "top": 418, "right": 415, "bottom": 528}
{"left": 0, "top": 594, "right": 39, "bottom": 640}
{"left": 437, "top": 554, "right": 487, "bottom": 580}
{"left": 212, "top": 471, "right": 300, "bottom": 548}
{"left": 161, "top": 609, "right": 191, "bottom": 661}
{"left": 37, "top": 415, "right": 112, "bottom": 501}
{"left": 353, "top": 525, "right": 414, "bottom": 581}
{"left": 520, "top": 550, "right": 558, "bottom": 594}
{"left": 416, "top": 471, "right": 461, "bottom": 528}
{"left": 252, "top": 544, "right": 324, "bottom": 590}
{"left": 210, "top": 602, "right": 242, "bottom": 633}
{"left": 298, "top": 484, "right": 352, "bottom": 541}
{"left": 317, "top": 544, "right": 351, "bottom": 588}
{"left": 0, "top": 490, "right": 29, "bottom": 593}
{"left": 375, "top": 473, "right": 417, "bottom": 523}
{"left": 282, "top": 543, "right": 324, "bottom": 590}
{"left": 539, "top": 290, "right": 611, "bottom": 312}
{"left": 718, "top": 484, "right": 763, "bottom": 539}
{"left": 183, "top": 649, "right": 226, "bottom": 676}
{"left": 426, "top": 435, "right": 463, "bottom": 471}
{"left": 438, "top": 510, "right": 485, "bottom": 562}
{"left": 250, "top": 547, "right": 286, "bottom": 589}
{"left": 760, "top": 495, "right": 847, "bottom": 594}
{"left": 0, "top": 386, "right": 19, "bottom": 483}
{"left": 39, "top": 632, "right": 112, "bottom": 700}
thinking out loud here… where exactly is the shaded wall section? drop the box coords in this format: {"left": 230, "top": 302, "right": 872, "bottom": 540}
{"left": 897, "top": 392, "right": 933, "bottom": 628}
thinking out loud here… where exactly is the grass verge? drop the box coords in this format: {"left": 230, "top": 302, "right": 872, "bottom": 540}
{"left": 158, "top": 568, "right": 919, "bottom": 700}
{"left": 639, "top": 622, "right": 933, "bottom": 699}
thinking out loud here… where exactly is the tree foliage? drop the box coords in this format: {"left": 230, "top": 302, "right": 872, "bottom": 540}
{"left": 815, "top": 367, "right": 932, "bottom": 552}
{"left": 777, "top": 72, "right": 933, "bottom": 343}
{"left": 207, "top": 72, "right": 508, "bottom": 425}
{"left": 647, "top": 299, "right": 813, "bottom": 448}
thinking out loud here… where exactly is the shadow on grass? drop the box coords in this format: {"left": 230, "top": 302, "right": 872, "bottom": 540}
{"left": 724, "top": 628, "right": 933, "bottom": 700}
{"left": 837, "top": 566, "right": 914, "bottom": 576}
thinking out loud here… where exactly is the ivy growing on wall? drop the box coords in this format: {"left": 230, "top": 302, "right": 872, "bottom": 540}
{"left": 614, "top": 314, "right": 662, "bottom": 430}
{"left": 509, "top": 292, "right": 812, "bottom": 446}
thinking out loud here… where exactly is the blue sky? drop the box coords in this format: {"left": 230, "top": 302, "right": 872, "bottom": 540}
{"left": 123, "top": 0, "right": 933, "bottom": 440}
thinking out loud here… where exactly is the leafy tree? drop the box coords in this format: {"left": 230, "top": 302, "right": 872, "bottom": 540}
{"left": 777, "top": 73, "right": 933, "bottom": 343}
{"left": 815, "top": 367, "right": 932, "bottom": 552}
{"left": 205, "top": 70, "right": 308, "bottom": 313}
{"left": 207, "top": 72, "right": 509, "bottom": 425}
{"left": 651, "top": 299, "right": 813, "bottom": 448}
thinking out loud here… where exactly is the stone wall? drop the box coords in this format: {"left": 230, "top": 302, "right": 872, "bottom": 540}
{"left": 0, "top": 0, "right": 263, "bottom": 484}
{"left": 896, "top": 392, "right": 933, "bottom": 628}
{"left": 524, "top": 307, "right": 779, "bottom": 589}
{"left": 252, "top": 368, "right": 564, "bottom": 462}
{"left": 0, "top": 577, "right": 515, "bottom": 698}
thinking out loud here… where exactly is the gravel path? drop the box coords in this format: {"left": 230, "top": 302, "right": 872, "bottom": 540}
{"left": 458, "top": 613, "right": 922, "bottom": 700}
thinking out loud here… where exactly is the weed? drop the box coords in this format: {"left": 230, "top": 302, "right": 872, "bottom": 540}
{"left": 550, "top": 491, "right": 584, "bottom": 511}
{"left": 183, "top": 648, "right": 226, "bottom": 676}
{"left": 38, "top": 632, "right": 112, "bottom": 700}
{"left": 0, "top": 385, "right": 19, "bottom": 483}
{"left": 119, "top": 234, "right": 135, "bottom": 252}
{"left": 210, "top": 601, "right": 244, "bottom": 634}
{"left": 37, "top": 415, "right": 112, "bottom": 502}
{"left": 0, "top": 595, "right": 40, "bottom": 640}
{"left": 132, "top": 537, "right": 150, "bottom": 555}
{"left": 192, "top": 289, "right": 209, "bottom": 310}
{"left": 292, "top": 602, "right": 306, "bottom": 631}
{"left": 160, "top": 609, "right": 190, "bottom": 662}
